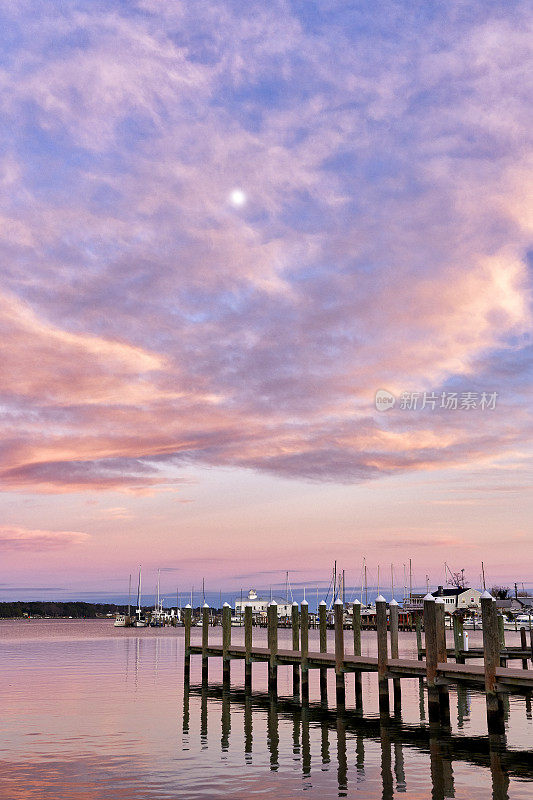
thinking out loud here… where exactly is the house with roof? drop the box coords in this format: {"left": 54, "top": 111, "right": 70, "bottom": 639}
{"left": 234, "top": 589, "right": 293, "bottom": 618}
{"left": 431, "top": 586, "right": 482, "bottom": 611}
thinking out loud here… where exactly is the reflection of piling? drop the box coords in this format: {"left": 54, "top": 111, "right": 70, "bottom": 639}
{"left": 380, "top": 723, "right": 394, "bottom": 800}
{"left": 301, "top": 600, "right": 309, "bottom": 704}
{"left": 244, "top": 692, "right": 252, "bottom": 762}
{"left": 481, "top": 591, "right": 505, "bottom": 734}
{"left": 184, "top": 604, "right": 192, "bottom": 682}
{"left": 336, "top": 714, "right": 347, "bottom": 794}
{"left": 292, "top": 602, "right": 300, "bottom": 698}
{"left": 221, "top": 689, "right": 231, "bottom": 751}
{"left": 267, "top": 694, "right": 279, "bottom": 770}
{"left": 244, "top": 605, "right": 252, "bottom": 691}
{"left": 319, "top": 601, "right": 328, "bottom": 706}
{"left": 301, "top": 705, "right": 311, "bottom": 778}
{"left": 334, "top": 598, "right": 346, "bottom": 709}
{"left": 352, "top": 599, "right": 363, "bottom": 710}
{"left": 376, "top": 595, "right": 389, "bottom": 713}
{"left": 222, "top": 603, "right": 231, "bottom": 688}
{"left": 389, "top": 599, "right": 401, "bottom": 713}
{"left": 267, "top": 601, "right": 278, "bottom": 696}
{"left": 489, "top": 734, "right": 510, "bottom": 800}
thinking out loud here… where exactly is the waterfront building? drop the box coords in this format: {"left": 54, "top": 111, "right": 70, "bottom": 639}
{"left": 234, "top": 589, "right": 293, "bottom": 618}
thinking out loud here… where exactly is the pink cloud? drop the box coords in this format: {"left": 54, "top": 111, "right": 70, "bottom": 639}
{"left": 0, "top": 525, "right": 89, "bottom": 551}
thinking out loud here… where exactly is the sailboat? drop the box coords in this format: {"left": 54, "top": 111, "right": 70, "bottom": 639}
{"left": 134, "top": 566, "right": 147, "bottom": 627}
{"left": 114, "top": 574, "right": 133, "bottom": 627}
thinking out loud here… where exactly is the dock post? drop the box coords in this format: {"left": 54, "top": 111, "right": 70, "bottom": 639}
{"left": 319, "top": 601, "right": 328, "bottom": 706}
{"left": 292, "top": 602, "right": 300, "bottom": 698}
{"left": 222, "top": 602, "right": 231, "bottom": 688}
{"left": 267, "top": 601, "right": 278, "bottom": 695}
{"left": 435, "top": 598, "right": 450, "bottom": 724}
{"left": 423, "top": 593, "right": 440, "bottom": 723}
{"left": 481, "top": 591, "right": 504, "bottom": 734}
{"left": 389, "top": 599, "right": 401, "bottom": 712}
{"left": 202, "top": 603, "right": 209, "bottom": 684}
{"left": 301, "top": 600, "right": 309, "bottom": 704}
{"left": 416, "top": 616, "right": 423, "bottom": 659}
{"left": 244, "top": 605, "right": 252, "bottom": 691}
{"left": 334, "top": 598, "right": 345, "bottom": 709}
{"left": 498, "top": 615, "right": 507, "bottom": 666}
{"left": 184, "top": 603, "right": 192, "bottom": 682}
{"left": 376, "top": 595, "right": 389, "bottom": 713}
{"left": 520, "top": 627, "right": 528, "bottom": 670}
{"left": 453, "top": 615, "right": 465, "bottom": 664}
{"left": 352, "top": 598, "right": 363, "bottom": 710}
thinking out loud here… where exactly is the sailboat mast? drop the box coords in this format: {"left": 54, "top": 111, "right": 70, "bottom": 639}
{"left": 136, "top": 565, "right": 142, "bottom": 616}
{"left": 365, "top": 564, "right": 368, "bottom": 606}
{"left": 128, "top": 574, "right": 131, "bottom": 618}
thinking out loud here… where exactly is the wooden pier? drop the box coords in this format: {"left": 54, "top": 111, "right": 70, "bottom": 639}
{"left": 183, "top": 592, "right": 533, "bottom": 735}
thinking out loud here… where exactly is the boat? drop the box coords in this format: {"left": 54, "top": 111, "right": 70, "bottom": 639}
{"left": 115, "top": 574, "right": 133, "bottom": 627}
{"left": 134, "top": 566, "right": 147, "bottom": 627}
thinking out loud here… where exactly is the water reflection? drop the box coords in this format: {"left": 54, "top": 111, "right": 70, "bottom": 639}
{"left": 185, "top": 678, "right": 532, "bottom": 799}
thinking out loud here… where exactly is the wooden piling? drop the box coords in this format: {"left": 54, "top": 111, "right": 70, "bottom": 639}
{"left": 334, "top": 598, "right": 345, "bottom": 708}
{"left": 202, "top": 603, "right": 209, "bottom": 683}
{"left": 352, "top": 598, "right": 363, "bottom": 709}
{"left": 389, "top": 599, "right": 401, "bottom": 711}
{"left": 292, "top": 602, "right": 300, "bottom": 698}
{"left": 435, "top": 598, "right": 450, "bottom": 724}
{"left": 453, "top": 615, "right": 465, "bottom": 664}
{"left": 376, "top": 595, "right": 389, "bottom": 713}
{"left": 497, "top": 615, "right": 507, "bottom": 667}
{"left": 481, "top": 591, "right": 504, "bottom": 734}
{"left": 415, "top": 616, "right": 423, "bottom": 660}
{"left": 301, "top": 601, "right": 309, "bottom": 703}
{"left": 520, "top": 627, "right": 528, "bottom": 670}
{"left": 222, "top": 602, "right": 231, "bottom": 687}
{"left": 423, "top": 594, "right": 440, "bottom": 722}
{"left": 244, "top": 604, "right": 252, "bottom": 691}
{"left": 319, "top": 601, "right": 328, "bottom": 705}
{"left": 267, "top": 601, "right": 278, "bottom": 695}
{"left": 184, "top": 603, "right": 192, "bottom": 681}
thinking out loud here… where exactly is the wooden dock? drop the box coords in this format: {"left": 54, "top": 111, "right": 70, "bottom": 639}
{"left": 184, "top": 593, "right": 533, "bottom": 734}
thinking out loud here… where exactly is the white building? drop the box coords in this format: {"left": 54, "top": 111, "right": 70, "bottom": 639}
{"left": 235, "top": 589, "right": 293, "bottom": 618}
{"left": 432, "top": 587, "right": 482, "bottom": 610}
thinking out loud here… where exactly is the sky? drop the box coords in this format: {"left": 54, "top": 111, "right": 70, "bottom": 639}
{"left": 0, "top": 0, "right": 531, "bottom": 604}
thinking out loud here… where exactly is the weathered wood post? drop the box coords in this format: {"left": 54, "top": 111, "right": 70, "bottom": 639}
{"left": 301, "top": 600, "right": 309, "bottom": 704}
{"left": 319, "top": 600, "right": 328, "bottom": 706}
{"left": 244, "top": 604, "right": 253, "bottom": 691}
{"left": 267, "top": 601, "right": 278, "bottom": 695}
{"left": 435, "top": 597, "right": 450, "bottom": 724}
{"left": 376, "top": 594, "right": 389, "bottom": 713}
{"left": 453, "top": 615, "right": 465, "bottom": 664}
{"left": 292, "top": 602, "right": 300, "bottom": 698}
{"left": 352, "top": 598, "right": 363, "bottom": 710}
{"left": 423, "top": 593, "right": 440, "bottom": 723}
{"left": 202, "top": 602, "right": 209, "bottom": 684}
{"left": 416, "top": 616, "right": 423, "bottom": 660}
{"left": 222, "top": 602, "right": 231, "bottom": 687}
{"left": 184, "top": 603, "right": 192, "bottom": 682}
{"left": 389, "top": 598, "right": 401, "bottom": 712}
{"left": 334, "top": 598, "right": 345, "bottom": 708}
{"left": 497, "top": 615, "right": 506, "bottom": 667}
{"left": 481, "top": 590, "right": 504, "bottom": 734}
{"left": 520, "top": 627, "right": 528, "bottom": 670}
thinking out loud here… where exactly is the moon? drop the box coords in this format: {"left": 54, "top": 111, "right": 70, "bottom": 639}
{"left": 229, "top": 188, "right": 247, "bottom": 207}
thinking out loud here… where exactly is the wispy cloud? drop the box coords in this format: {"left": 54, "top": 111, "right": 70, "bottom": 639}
{"left": 0, "top": 0, "right": 530, "bottom": 497}
{"left": 0, "top": 526, "right": 89, "bottom": 551}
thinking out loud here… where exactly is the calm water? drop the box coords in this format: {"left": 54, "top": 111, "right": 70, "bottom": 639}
{"left": 1, "top": 620, "right": 532, "bottom": 799}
